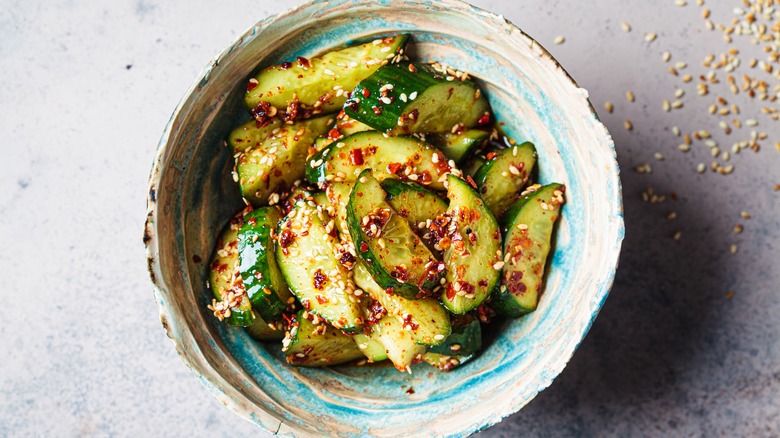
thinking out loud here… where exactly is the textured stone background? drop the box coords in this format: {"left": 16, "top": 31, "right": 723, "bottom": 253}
{"left": 1, "top": 0, "right": 778, "bottom": 436}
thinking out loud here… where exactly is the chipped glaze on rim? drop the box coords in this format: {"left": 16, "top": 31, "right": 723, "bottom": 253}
{"left": 144, "top": 0, "right": 624, "bottom": 436}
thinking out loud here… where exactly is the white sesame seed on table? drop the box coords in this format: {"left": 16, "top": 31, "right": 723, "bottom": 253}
{"left": 0, "top": 0, "right": 778, "bottom": 437}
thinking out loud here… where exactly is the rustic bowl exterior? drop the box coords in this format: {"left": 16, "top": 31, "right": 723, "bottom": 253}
{"left": 144, "top": 0, "right": 624, "bottom": 436}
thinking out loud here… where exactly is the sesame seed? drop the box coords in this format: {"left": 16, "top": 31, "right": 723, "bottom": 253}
{"left": 663, "top": 51, "right": 672, "bottom": 62}
{"left": 733, "top": 224, "right": 744, "bottom": 234}
{"left": 730, "top": 244, "right": 738, "bottom": 254}
{"left": 409, "top": 91, "right": 417, "bottom": 100}
{"left": 604, "top": 101, "right": 614, "bottom": 113}
{"left": 553, "top": 35, "right": 565, "bottom": 45}
{"left": 740, "top": 211, "right": 751, "bottom": 219}
{"left": 621, "top": 21, "right": 631, "bottom": 32}
{"left": 696, "top": 163, "right": 706, "bottom": 173}
{"left": 645, "top": 32, "right": 657, "bottom": 42}
{"left": 434, "top": 334, "right": 446, "bottom": 341}
{"left": 626, "top": 91, "right": 635, "bottom": 102}
{"left": 625, "top": 120, "right": 633, "bottom": 131}
{"left": 323, "top": 69, "right": 335, "bottom": 76}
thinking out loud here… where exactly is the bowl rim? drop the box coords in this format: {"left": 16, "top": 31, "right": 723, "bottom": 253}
{"left": 143, "top": 0, "right": 624, "bottom": 435}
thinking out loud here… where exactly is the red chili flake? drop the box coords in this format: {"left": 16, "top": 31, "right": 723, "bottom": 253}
{"left": 506, "top": 271, "right": 527, "bottom": 295}
{"left": 302, "top": 300, "right": 312, "bottom": 311}
{"left": 349, "top": 148, "right": 364, "bottom": 166}
{"left": 313, "top": 269, "right": 327, "bottom": 290}
{"left": 473, "top": 303, "right": 496, "bottom": 324}
{"left": 409, "top": 109, "right": 419, "bottom": 121}
{"left": 296, "top": 56, "right": 311, "bottom": 68}
{"left": 359, "top": 241, "right": 369, "bottom": 252}
{"left": 485, "top": 151, "right": 498, "bottom": 160}
{"left": 408, "top": 63, "right": 417, "bottom": 73}
{"left": 251, "top": 101, "right": 275, "bottom": 127}
{"left": 406, "top": 387, "right": 415, "bottom": 395}
{"left": 385, "top": 287, "right": 395, "bottom": 296}
{"left": 362, "top": 87, "right": 370, "bottom": 98}
{"left": 279, "top": 228, "right": 296, "bottom": 248}
{"left": 366, "top": 300, "right": 387, "bottom": 325}
{"left": 246, "top": 79, "right": 259, "bottom": 92}
{"left": 390, "top": 265, "right": 409, "bottom": 282}
{"left": 280, "top": 62, "right": 292, "bottom": 70}
{"left": 216, "top": 263, "right": 228, "bottom": 274}
{"left": 465, "top": 175, "right": 478, "bottom": 190}
{"left": 387, "top": 163, "right": 402, "bottom": 175}
{"left": 315, "top": 294, "right": 328, "bottom": 304}
{"left": 402, "top": 314, "right": 419, "bottom": 330}
{"left": 445, "top": 283, "right": 457, "bottom": 300}
{"left": 477, "top": 112, "right": 491, "bottom": 126}
{"left": 372, "top": 106, "right": 383, "bottom": 115}
{"left": 348, "top": 101, "right": 359, "bottom": 111}
{"left": 339, "top": 251, "right": 355, "bottom": 267}
{"left": 282, "top": 96, "right": 300, "bottom": 122}
{"left": 328, "top": 128, "right": 341, "bottom": 140}
{"left": 447, "top": 87, "right": 454, "bottom": 99}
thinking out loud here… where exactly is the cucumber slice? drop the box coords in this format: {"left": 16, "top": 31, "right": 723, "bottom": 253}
{"left": 305, "top": 131, "right": 454, "bottom": 191}
{"left": 324, "top": 182, "right": 353, "bottom": 238}
{"left": 440, "top": 175, "right": 502, "bottom": 314}
{"left": 207, "top": 211, "right": 255, "bottom": 327}
{"left": 280, "top": 184, "right": 319, "bottom": 215}
{"left": 491, "top": 184, "right": 565, "bottom": 316}
{"left": 283, "top": 311, "right": 364, "bottom": 367}
{"left": 380, "top": 179, "right": 448, "bottom": 228}
{"left": 353, "top": 298, "right": 389, "bottom": 363}
{"left": 337, "top": 113, "right": 373, "bottom": 136}
{"left": 245, "top": 35, "right": 409, "bottom": 117}
{"left": 235, "top": 115, "right": 334, "bottom": 206}
{"left": 276, "top": 202, "right": 363, "bottom": 332}
{"left": 427, "top": 315, "right": 482, "bottom": 357}
{"left": 428, "top": 129, "right": 490, "bottom": 163}
{"left": 463, "top": 156, "right": 486, "bottom": 178}
{"left": 473, "top": 142, "right": 537, "bottom": 218}
{"left": 374, "top": 314, "right": 427, "bottom": 372}
{"left": 246, "top": 316, "right": 284, "bottom": 342}
{"left": 423, "top": 353, "right": 472, "bottom": 371}
{"left": 314, "top": 136, "right": 332, "bottom": 152}
{"left": 353, "top": 262, "right": 450, "bottom": 346}
{"left": 237, "top": 207, "right": 291, "bottom": 322}
{"left": 347, "top": 170, "right": 444, "bottom": 299}
{"left": 343, "top": 62, "right": 491, "bottom": 135}
{"left": 228, "top": 119, "right": 283, "bottom": 153}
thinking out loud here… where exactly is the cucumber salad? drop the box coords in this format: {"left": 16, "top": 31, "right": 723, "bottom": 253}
{"left": 206, "top": 34, "right": 566, "bottom": 372}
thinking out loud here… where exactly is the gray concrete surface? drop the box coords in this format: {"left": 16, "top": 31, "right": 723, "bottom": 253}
{"left": 1, "top": 0, "right": 778, "bottom": 436}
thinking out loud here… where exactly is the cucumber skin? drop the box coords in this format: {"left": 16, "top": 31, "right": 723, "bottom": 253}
{"left": 428, "top": 129, "right": 490, "bottom": 163}
{"left": 440, "top": 175, "right": 502, "bottom": 314}
{"left": 285, "top": 310, "right": 364, "bottom": 367}
{"left": 427, "top": 315, "right": 482, "bottom": 356}
{"left": 491, "top": 184, "right": 565, "bottom": 317}
{"left": 463, "top": 156, "right": 486, "bottom": 178}
{"left": 237, "top": 207, "right": 290, "bottom": 322}
{"left": 245, "top": 35, "right": 409, "bottom": 114}
{"left": 473, "top": 142, "right": 537, "bottom": 218}
{"left": 347, "top": 170, "right": 443, "bottom": 299}
{"left": 246, "top": 316, "right": 284, "bottom": 342}
{"left": 343, "top": 62, "right": 490, "bottom": 135}
{"left": 380, "top": 179, "right": 448, "bottom": 226}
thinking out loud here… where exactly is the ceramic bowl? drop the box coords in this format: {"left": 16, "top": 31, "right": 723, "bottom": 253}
{"left": 144, "top": 0, "right": 624, "bottom": 436}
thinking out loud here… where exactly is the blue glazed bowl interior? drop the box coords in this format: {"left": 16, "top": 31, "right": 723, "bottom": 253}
{"left": 148, "top": 1, "right": 623, "bottom": 436}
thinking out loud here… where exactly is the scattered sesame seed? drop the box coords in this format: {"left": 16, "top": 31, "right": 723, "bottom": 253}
{"left": 553, "top": 35, "right": 565, "bottom": 45}
{"left": 621, "top": 21, "right": 632, "bottom": 32}
{"left": 626, "top": 91, "right": 635, "bottom": 102}
{"left": 673, "top": 230, "right": 682, "bottom": 240}
{"left": 733, "top": 224, "right": 744, "bottom": 234}
{"left": 604, "top": 101, "right": 614, "bottom": 113}
{"left": 730, "top": 244, "right": 738, "bottom": 254}
{"left": 654, "top": 152, "right": 664, "bottom": 160}
{"left": 740, "top": 211, "right": 751, "bottom": 219}
{"left": 696, "top": 163, "right": 706, "bottom": 173}
{"left": 625, "top": 119, "right": 633, "bottom": 131}
{"left": 645, "top": 32, "right": 657, "bottom": 42}
{"left": 663, "top": 51, "right": 672, "bottom": 62}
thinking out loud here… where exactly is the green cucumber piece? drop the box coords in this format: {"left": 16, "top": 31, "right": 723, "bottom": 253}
{"left": 440, "top": 175, "right": 502, "bottom": 314}
{"left": 353, "top": 262, "right": 450, "bottom": 346}
{"left": 428, "top": 129, "right": 490, "bottom": 163}
{"left": 228, "top": 119, "right": 283, "bottom": 153}
{"left": 245, "top": 35, "right": 409, "bottom": 116}
{"left": 473, "top": 142, "right": 537, "bottom": 218}
{"left": 427, "top": 315, "right": 482, "bottom": 357}
{"left": 314, "top": 137, "right": 333, "bottom": 152}
{"left": 353, "top": 298, "right": 389, "bottom": 363}
{"left": 343, "top": 62, "right": 490, "bottom": 135}
{"left": 347, "top": 170, "right": 443, "bottom": 299}
{"left": 283, "top": 311, "right": 364, "bottom": 367}
{"left": 207, "top": 212, "right": 255, "bottom": 327}
{"left": 380, "top": 179, "right": 448, "bottom": 227}
{"left": 305, "top": 131, "right": 454, "bottom": 191}
{"left": 463, "top": 156, "right": 486, "bottom": 178}
{"left": 276, "top": 202, "right": 363, "bottom": 332}
{"left": 246, "top": 316, "right": 284, "bottom": 342}
{"left": 337, "top": 113, "right": 374, "bottom": 136}
{"left": 422, "top": 353, "right": 473, "bottom": 371}
{"left": 491, "top": 184, "right": 565, "bottom": 316}
{"left": 236, "top": 115, "right": 333, "bottom": 206}
{"left": 237, "top": 207, "right": 291, "bottom": 322}
{"left": 324, "top": 182, "right": 353, "bottom": 238}
{"left": 373, "top": 314, "right": 427, "bottom": 372}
